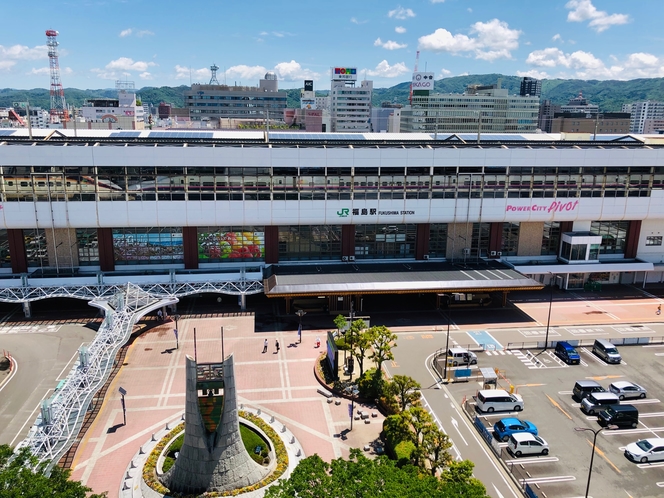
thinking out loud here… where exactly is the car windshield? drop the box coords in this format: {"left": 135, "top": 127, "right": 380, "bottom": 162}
{"left": 568, "top": 347, "right": 578, "bottom": 354}
{"left": 605, "top": 406, "right": 616, "bottom": 416}
{"left": 606, "top": 347, "right": 618, "bottom": 354}
{"left": 495, "top": 421, "right": 505, "bottom": 431}
{"left": 637, "top": 440, "right": 653, "bottom": 451}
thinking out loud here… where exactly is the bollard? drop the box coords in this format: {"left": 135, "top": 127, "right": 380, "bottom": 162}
{"left": 257, "top": 409, "right": 261, "bottom": 416}
{"left": 295, "top": 449, "right": 301, "bottom": 457}
{"left": 281, "top": 425, "right": 286, "bottom": 433}
{"left": 290, "top": 436, "right": 295, "bottom": 444}
{"left": 125, "top": 471, "right": 132, "bottom": 480}
{"left": 165, "top": 423, "right": 170, "bottom": 430}
{"left": 151, "top": 433, "right": 156, "bottom": 442}
{"left": 130, "top": 460, "right": 136, "bottom": 469}
{"left": 240, "top": 403, "right": 244, "bottom": 410}
{"left": 181, "top": 413, "right": 185, "bottom": 420}
{"left": 139, "top": 446, "right": 145, "bottom": 455}
{"left": 270, "top": 416, "right": 275, "bottom": 423}
{"left": 122, "top": 483, "right": 130, "bottom": 491}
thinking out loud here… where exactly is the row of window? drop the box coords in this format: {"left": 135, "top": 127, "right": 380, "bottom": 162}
{"left": 0, "top": 220, "right": 635, "bottom": 268}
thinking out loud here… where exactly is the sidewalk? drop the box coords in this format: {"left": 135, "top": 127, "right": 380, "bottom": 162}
{"left": 70, "top": 316, "right": 384, "bottom": 497}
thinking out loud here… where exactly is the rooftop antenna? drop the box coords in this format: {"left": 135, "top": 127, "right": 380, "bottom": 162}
{"left": 409, "top": 50, "right": 420, "bottom": 105}
{"left": 209, "top": 63, "right": 220, "bottom": 85}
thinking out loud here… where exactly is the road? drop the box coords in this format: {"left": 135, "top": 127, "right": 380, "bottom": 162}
{"left": 0, "top": 324, "right": 98, "bottom": 446}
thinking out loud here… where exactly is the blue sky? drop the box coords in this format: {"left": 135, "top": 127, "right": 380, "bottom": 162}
{"left": 1, "top": 0, "right": 662, "bottom": 90}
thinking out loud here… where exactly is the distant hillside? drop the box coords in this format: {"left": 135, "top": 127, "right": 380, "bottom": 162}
{"left": 3, "top": 75, "right": 664, "bottom": 113}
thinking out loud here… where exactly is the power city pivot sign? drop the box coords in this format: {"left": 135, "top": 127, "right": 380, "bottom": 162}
{"left": 505, "top": 200, "right": 580, "bottom": 213}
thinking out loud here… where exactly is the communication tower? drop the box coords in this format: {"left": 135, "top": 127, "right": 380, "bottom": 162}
{"left": 46, "top": 30, "right": 68, "bottom": 123}
{"left": 209, "top": 64, "right": 220, "bottom": 85}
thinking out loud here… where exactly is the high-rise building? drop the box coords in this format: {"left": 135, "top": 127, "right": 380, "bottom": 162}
{"left": 560, "top": 91, "right": 598, "bottom": 116}
{"left": 520, "top": 77, "right": 541, "bottom": 97}
{"left": 401, "top": 81, "right": 539, "bottom": 133}
{"left": 538, "top": 99, "right": 560, "bottom": 133}
{"left": 329, "top": 67, "right": 372, "bottom": 132}
{"left": 624, "top": 101, "right": 664, "bottom": 133}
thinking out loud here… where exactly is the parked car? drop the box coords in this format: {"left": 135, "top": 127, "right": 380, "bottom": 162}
{"left": 624, "top": 438, "right": 664, "bottom": 463}
{"left": 581, "top": 392, "right": 620, "bottom": 415}
{"left": 573, "top": 380, "right": 606, "bottom": 401}
{"left": 554, "top": 341, "right": 580, "bottom": 365}
{"left": 507, "top": 432, "right": 549, "bottom": 457}
{"left": 447, "top": 347, "right": 478, "bottom": 366}
{"left": 608, "top": 381, "right": 647, "bottom": 400}
{"left": 592, "top": 339, "right": 622, "bottom": 364}
{"left": 598, "top": 404, "right": 639, "bottom": 429}
{"left": 493, "top": 418, "right": 538, "bottom": 442}
{"left": 475, "top": 389, "right": 524, "bottom": 413}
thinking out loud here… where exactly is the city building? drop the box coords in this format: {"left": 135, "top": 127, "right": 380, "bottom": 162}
{"left": 400, "top": 81, "right": 540, "bottom": 134}
{"left": 519, "top": 77, "right": 541, "bottom": 97}
{"left": 550, "top": 112, "right": 631, "bottom": 134}
{"left": 329, "top": 67, "right": 373, "bottom": 132}
{"left": 624, "top": 101, "right": 664, "bottom": 133}
{"left": 0, "top": 129, "right": 662, "bottom": 317}
{"left": 76, "top": 81, "right": 145, "bottom": 130}
{"left": 184, "top": 72, "right": 287, "bottom": 124}
{"left": 560, "top": 91, "right": 598, "bottom": 116}
{"left": 370, "top": 103, "right": 402, "bottom": 133}
{"left": 538, "top": 99, "right": 560, "bottom": 133}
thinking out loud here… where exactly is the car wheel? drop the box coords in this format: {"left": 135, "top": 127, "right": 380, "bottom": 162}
{"left": 453, "top": 361, "right": 458, "bottom": 367}
{"left": 471, "top": 359, "right": 477, "bottom": 365}
{"left": 514, "top": 405, "right": 522, "bottom": 412}
{"left": 640, "top": 393, "right": 646, "bottom": 399}
{"left": 502, "top": 435, "right": 510, "bottom": 443}
{"left": 619, "top": 395, "right": 625, "bottom": 401}
{"left": 640, "top": 456, "right": 648, "bottom": 463}
{"left": 487, "top": 407, "right": 495, "bottom": 413}
{"left": 632, "top": 422, "right": 638, "bottom": 428}
{"left": 542, "top": 449, "right": 549, "bottom": 456}
{"left": 515, "top": 450, "right": 522, "bottom": 457}
{"left": 588, "top": 409, "right": 595, "bottom": 415}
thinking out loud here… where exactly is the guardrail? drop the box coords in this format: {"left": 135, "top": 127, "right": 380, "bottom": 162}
{"left": 507, "top": 335, "right": 664, "bottom": 350}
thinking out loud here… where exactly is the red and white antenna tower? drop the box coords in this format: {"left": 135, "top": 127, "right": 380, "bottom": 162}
{"left": 409, "top": 50, "right": 420, "bottom": 105}
{"left": 46, "top": 29, "right": 68, "bottom": 123}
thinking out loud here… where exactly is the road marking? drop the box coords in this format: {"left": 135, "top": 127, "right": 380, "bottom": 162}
{"left": 585, "top": 439, "right": 621, "bottom": 474}
{"left": 586, "top": 374, "right": 623, "bottom": 381}
{"left": 0, "top": 355, "right": 18, "bottom": 395}
{"left": 628, "top": 398, "right": 660, "bottom": 405}
{"left": 421, "top": 334, "right": 433, "bottom": 339}
{"left": 504, "top": 456, "right": 559, "bottom": 465}
{"left": 467, "top": 330, "right": 504, "bottom": 351}
{"left": 492, "top": 484, "right": 506, "bottom": 498}
{"left": 10, "top": 387, "right": 52, "bottom": 447}
{"left": 558, "top": 390, "right": 573, "bottom": 395}
{"left": 450, "top": 417, "right": 468, "bottom": 446}
{"left": 515, "top": 383, "right": 545, "bottom": 388}
{"left": 637, "top": 462, "right": 664, "bottom": 469}
{"left": 390, "top": 360, "right": 399, "bottom": 368}
{"left": 603, "top": 427, "right": 664, "bottom": 435}
{"left": 580, "top": 347, "right": 609, "bottom": 366}
{"left": 519, "top": 475, "right": 576, "bottom": 484}
{"left": 56, "top": 345, "right": 84, "bottom": 381}
{"left": 545, "top": 394, "right": 572, "bottom": 420}
{"left": 638, "top": 412, "right": 664, "bottom": 418}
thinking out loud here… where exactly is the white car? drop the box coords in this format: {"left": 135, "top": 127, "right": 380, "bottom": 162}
{"left": 624, "top": 438, "right": 664, "bottom": 463}
{"left": 608, "top": 381, "right": 647, "bottom": 400}
{"left": 507, "top": 432, "right": 549, "bottom": 457}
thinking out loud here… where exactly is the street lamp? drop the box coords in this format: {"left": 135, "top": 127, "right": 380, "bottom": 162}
{"left": 118, "top": 387, "right": 127, "bottom": 426}
{"left": 173, "top": 314, "right": 181, "bottom": 349}
{"left": 575, "top": 425, "right": 618, "bottom": 497}
{"left": 442, "top": 310, "right": 451, "bottom": 380}
{"left": 348, "top": 300, "right": 355, "bottom": 381}
{"left": 543, "top": 272, "right": 554, "bottom": 351}
{"left": 295, "top": 309, "right": 306, "bottom": 344}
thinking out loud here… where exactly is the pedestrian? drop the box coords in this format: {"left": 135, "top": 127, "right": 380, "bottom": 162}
{"left": 263, "top": 339, "right": 268, "bottom": 353}
{"left": 315, "top": 337, "right": 321, "bottom": 348}
{"left": 157, "top": 309, "right": 163, "bottom": 322}
{"left": 275, "top": 339, "right": 280, "bottom": 353}
{"left": 657, "top": 304, "right": 662, "bottom": 316}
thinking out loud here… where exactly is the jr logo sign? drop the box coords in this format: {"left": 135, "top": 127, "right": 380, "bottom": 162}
{"left": 337, "top": 208, "right": 350, "bottom": 217}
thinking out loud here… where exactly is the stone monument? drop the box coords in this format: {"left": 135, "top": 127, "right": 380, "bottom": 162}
{"left": 162, "top": 354, "right": 269, "bottom": 494}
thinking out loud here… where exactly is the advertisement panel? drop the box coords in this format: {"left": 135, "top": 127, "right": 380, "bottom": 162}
{"left": 304, "top": 80, "right": 314, "bottom": 92}
{"left": 412, "top": 72, "right": 435, "bottom": 89}
{"left": 198, "top": 230, "right": 265, "bottom": 260}
{"left": 332, "top": 67, "right": 357, "bottom": 81}
{"left": 301, "top": 99, "right": 316, "bottom": 110}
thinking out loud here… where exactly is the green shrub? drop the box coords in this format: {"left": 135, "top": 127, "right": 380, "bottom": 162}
{"left": 357, "top": 368, "right": 384, "bottom": 399}
{"left": 393, "top": 440, "right": 416, "bottom": 467}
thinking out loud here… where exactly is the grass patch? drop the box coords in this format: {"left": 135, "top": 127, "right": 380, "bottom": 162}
{"left": 162, "top": 433, "right": 184, "bottom": 473}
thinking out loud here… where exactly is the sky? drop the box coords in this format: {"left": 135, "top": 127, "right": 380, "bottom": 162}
{"left": 1, "top": 0, "right": 663, "bottom": 91}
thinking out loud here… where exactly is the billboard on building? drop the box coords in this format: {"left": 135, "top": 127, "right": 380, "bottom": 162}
{"left": 304, "top": 80, "right": 314, "bottom": 92}
{"left": 332, "top": 67, "right": 357, "bottom": 81}
{"left": 301, "top": 99, "right": 316, "bottom": 110}
{"left": 412, "top": 72, "right": 435, "bottom": 90}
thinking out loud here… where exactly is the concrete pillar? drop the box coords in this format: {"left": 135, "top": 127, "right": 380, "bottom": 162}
{"left": 45, "top": 228, "right": 79, "bottom": 271}
{"left": 22, "top": 301, "right": 31, "bottom": 318}
{"left": 446, "top": 223, "right": 473, "bottom": 260}
{"left": 239, "top": 294, "right": 246, "bottom": 311}
{"left": 517, "top": 222, "right": 545, "bottom": 256}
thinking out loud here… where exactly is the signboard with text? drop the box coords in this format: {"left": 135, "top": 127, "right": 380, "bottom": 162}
{"left": 412, "top": 72, "right": 435, "bottom": 89}
{"left": 332, "top": 67, "right": 357, "bottom": 81}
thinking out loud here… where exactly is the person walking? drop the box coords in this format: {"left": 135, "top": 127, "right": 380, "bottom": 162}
{"left": 657, "top": 304, "right": 662, "bottom": 316}
{"left": 157, "top": 309, "right": 163, "bottom": 322}
{"left": 275, "top": 339, "right": 280, "bottom": 353}
{"left": 263, "top": 338, "right": 268, "bottom": 353}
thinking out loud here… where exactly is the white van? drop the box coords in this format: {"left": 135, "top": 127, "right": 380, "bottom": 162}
{"left": 475, "top": 389, "right": 524, "bottom": 413}
{"left": 447, "top": 347, "right": 478, "bottom": 366}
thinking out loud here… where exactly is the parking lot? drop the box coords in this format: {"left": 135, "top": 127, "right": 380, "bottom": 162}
{"left": 448, "top": 343, "right": 664, "bottom": 498}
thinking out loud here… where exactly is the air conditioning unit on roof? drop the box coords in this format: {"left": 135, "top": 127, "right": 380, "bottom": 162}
{"left": 348, "top": 256, "right": 356, "bottom": 262}
{"left": 342, "top": 256, "right": 349, "bottom": 262}
{"left": 423, "top": 254, "right": 430, "bottom": 260}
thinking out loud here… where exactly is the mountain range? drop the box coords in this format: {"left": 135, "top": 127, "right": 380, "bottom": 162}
{"left": 3, "top": 74, "right": 664, "bottom": 114}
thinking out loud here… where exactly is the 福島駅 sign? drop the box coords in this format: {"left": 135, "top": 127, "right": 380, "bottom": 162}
{"left": 336, "top": 208, "right": 415, "bottom": 217}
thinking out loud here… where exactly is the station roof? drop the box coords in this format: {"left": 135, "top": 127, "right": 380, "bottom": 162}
{"left": 263, "top": 261, "right": 543, "bottom": 297}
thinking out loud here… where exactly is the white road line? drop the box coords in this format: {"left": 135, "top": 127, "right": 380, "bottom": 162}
{"left": 10, "top": 387, "right": 52, "bottom": 447}
{"left": 0, "top": 355, "right": 18, "bottom": 394}
{"left": 56, "top": 346, "right": 83, "bottom": 381}
{"left": 519, "top": 475, "right": 576, "bottom": 484}
{"left": 637, "top": 462, "right": 664, "bottom": 469}
{"left": 504, "top": 456, "right": 559, "bottom": 465}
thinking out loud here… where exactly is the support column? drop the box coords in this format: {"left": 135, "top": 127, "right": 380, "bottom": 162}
{"left": 22, "top": 301, "right": 31, "bottom": 318}
{"left": 624, "top": 220, "right": 642, "bottom": 259}
{"left": 239, "top": 294, "right": 246, "bottom": 311}
{"left": 7, "top": 229, "right": 27, "bottom": 274}
{"left": 97, "top": 228, "right": 115, "bottom": 272}
{"left": 264, "top": 226, "right": 279, "bottom": 264}
{"left": 45, "top": 228, "right": 79, "bottom": 272}
{"left": 341, "top": 225, "right": 355, "bottom": 258}
{"left": 516, "top": 222, "right": 545, "bottom": 256}
{"left": 415, "top": 224, "right": 430, "bottom": 260}
{"left": 488, "top": 223, "right": 503, "bottom": 256}
{"left": 182, "top": 227, "right": 199, "bottom": 269}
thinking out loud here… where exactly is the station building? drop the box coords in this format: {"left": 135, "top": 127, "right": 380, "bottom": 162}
{"left": 0, "top": 129, "right": 662, "bottom": 315}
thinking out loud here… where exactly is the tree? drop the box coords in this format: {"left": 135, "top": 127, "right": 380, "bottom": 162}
{"left": 406, "top": 406, "right": 434, "bottom": 467}
{"left": 333, "top": 314, "right": 347, "bottom": 338}
{"left": 348, "top": 319, "right": 370, "bottom": 376}
{"left": 422, "top": 425, "right": 453, "bottom": 476}
{"left": 0, "top": 444, "right": 107, "bottom": 498}
{"left": 384, "top": 375, "right": 421, "bottom": 412}
{"left": 368, "top": 325, "right": 397, "bottom": 374}
{"left": 441, "top": 460, "right": 488, "bottom": 497}
{"left": 265, "top": 448, "right": 488, "bottom": 498}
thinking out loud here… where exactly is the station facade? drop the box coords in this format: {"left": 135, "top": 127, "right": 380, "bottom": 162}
{"left": 0, "top": 129, "right": 662, "bottom": 311}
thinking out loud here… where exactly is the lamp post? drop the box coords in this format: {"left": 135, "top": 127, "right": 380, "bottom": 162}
{"left": 575, "top": 425, "right": 617, "bottom": 497}
{"left": 543, "top": 272, "right": 554, "bottom": 351}
{"left": 442, "top": 310, "right": 451, "bottom": 380}
{"left": 296, "top": 309, "right": 306, "bottom": 344}
{"left": 173, "top": 314, "right": 181, "bottom": 349}
{"left": 118, "top": 387, "right": 127, "bottom": 426}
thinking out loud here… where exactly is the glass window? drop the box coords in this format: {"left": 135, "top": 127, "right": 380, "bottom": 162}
{"left": 197, "top": 227, "right": 265, "bottom": 262}
{"left": 541, "top": 222, "right": 561, "bottom": 256}
{"left": 590, "top": 221, "right": 630, "bottom": 254}
{"left": 646, "top": 236, "right": 662, "bottom": 246}
{"left": 0, "top": 229, "right": 10, "bottom": 268}
{"left": 113, "top": 227, "right": 183, "bottom": 264}
{"left": 354, "top": 224, "right": 416, "bottom": 259}
{"left": 278, "top": 225, "right": 341, "bottom": 261}
{"left": 77, "top": 228, "right": 99, "bottom": 265}
{"left": 428, "top": 224, "right": 448, "bottom": 258}
{"left": 501, "top": 223, "right": 520, "bottom": 256}
{"left": 25, "top": 229, "right": 48, "bottom": 267}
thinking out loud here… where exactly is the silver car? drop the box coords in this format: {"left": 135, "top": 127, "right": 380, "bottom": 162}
{"left": 609, "top": 381, "right": 647, "bottom": 400}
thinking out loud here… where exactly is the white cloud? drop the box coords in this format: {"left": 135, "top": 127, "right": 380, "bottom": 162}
{"left": 516, "top": 69, "right": 550, "bottom": 79}
{"left": 28, "top": 67, "right": 50, "bottom": 75}
{"left": 120, "top": 28, "right": 154, "bottom": 38}
{"left": 431, "top": 0, "right": 445, "bottom": 3}
{"left": 139, "top": 72, "right": 153, "bottom": 80}
{"left": 374, "top": 38, "right": 407, "bottom": 50}
{"left": 136, "top": 30, "right": 154, "bottom": 37}
{"left": 0, "top": 44, "right": 48, "bottom": 61}
{"left": 388, "top": 6, "right": 415, "bottom": 20}
{"left": 395, "top": 26, "right": 406, "bottom": 34}
{"left": 174, "top": 65, "right": 211, "bottom": 81}
{"left": 0, "top": 60, "right": 15, "bottom": 70}
{"left": 225, "top": 64, "right": 269, "bottom": 81}
{"left": 565, "top": 0, "right": 629, "bottom": 32}
{"left": 119, "top": 29, "right": 132, "bottom": 37}
{"left": 418, "top": 19, "right": 521, "bottom": 61}
{"left": 105, "top": 57, "right": 156, "bottom": 72}
{"left": 364, "top": 60, "right": 409, "bottom": 78}
{"left": 524, "top": 47, "right": 664, "bottom": 80}
{"left": 439, "top": 68, "right": 451, "bottom": 78}
{"left": 552, "top": 33, "right": 561, "bottom": 41}
{"left": 350, "top": 17, "right": 367, "bottom": 25}
{"left": 273, "top": 60, "right": 319, "bottom": 81}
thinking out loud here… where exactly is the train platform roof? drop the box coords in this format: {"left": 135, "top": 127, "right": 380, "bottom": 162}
{"left": 263, "top": 260, "right": 543, "bottom": 297}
